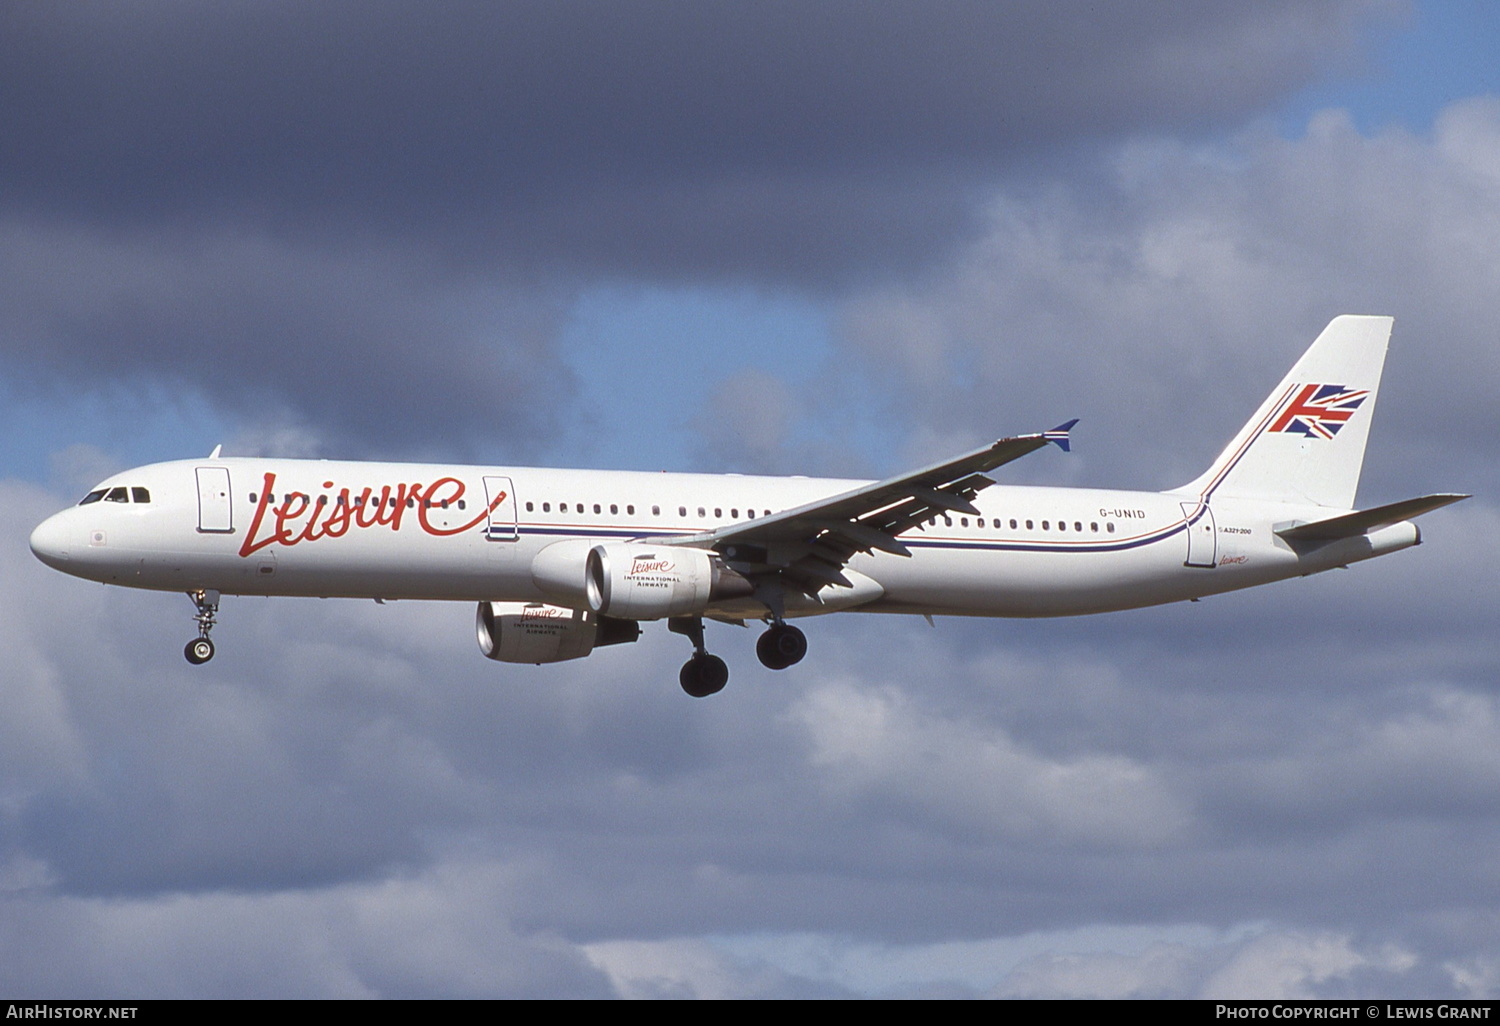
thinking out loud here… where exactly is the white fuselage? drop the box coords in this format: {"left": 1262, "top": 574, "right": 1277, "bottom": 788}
{"left": 28, "top": 456, "right": 1419, "bottom": 620}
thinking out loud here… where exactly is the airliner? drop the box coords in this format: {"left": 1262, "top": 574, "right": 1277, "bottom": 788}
{"left": 29, "top": 316, "right": 1465, "bottom": 696}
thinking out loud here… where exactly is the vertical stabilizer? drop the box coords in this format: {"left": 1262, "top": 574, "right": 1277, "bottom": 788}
{"left": 1174, "top": 315, "right": 1392, "bottom": 509}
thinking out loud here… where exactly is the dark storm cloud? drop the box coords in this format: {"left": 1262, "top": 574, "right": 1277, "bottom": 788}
{"left": 0, "top": 217, "right": 573, "bottom": 460}
{"left": 2, "top": 0, "right": 1393, "bottom": 279}
{"left": 0, "top": 1, "right": 1396, "bottom": 454}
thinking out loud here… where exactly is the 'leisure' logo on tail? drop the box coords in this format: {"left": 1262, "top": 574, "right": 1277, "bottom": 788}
{"left": 1268, "top": 384, "right": 1370, "bottom": 440}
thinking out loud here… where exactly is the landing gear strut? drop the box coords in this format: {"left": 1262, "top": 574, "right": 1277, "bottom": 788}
{"left": 184, "top": 589, "right": 220, "bottom": 665}
{"left": 669, "top": 616, "right": 728, "bottom": 698}
{"left": 756, "top": 622, "right": 807, "bottom": 670}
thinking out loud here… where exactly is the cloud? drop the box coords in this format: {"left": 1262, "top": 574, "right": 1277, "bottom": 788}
{"left": 3, "top": 3, "right": 1390, "bottom": 206}
{"left": 791, "top": 677, "right": 1191, "bottom": 848}
{"left": 584, "top": 937, "right": 850, "bottom": 999}
{"left": 0, "top": 3, "right": 1403, "bottom": 458}
{"left": 0, "top": 217, "right": 576, "bottom": 458}
{"left": 992, "top": 928, "right": 1419, "bottom": 999}
{"left": 835, "top": 99, "right": 1500, "bottom": 495}
{"left": 0, "top": 862, "right": 613, "bottom": 998}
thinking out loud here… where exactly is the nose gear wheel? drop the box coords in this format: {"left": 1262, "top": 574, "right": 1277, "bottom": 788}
{"left": 184, "top": 589, "right": 220, "bottom": 665}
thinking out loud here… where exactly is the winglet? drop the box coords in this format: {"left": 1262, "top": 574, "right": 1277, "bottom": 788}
{"left": 208, "top": 444, "right": 223, "bottom": 459}
{"left": 1044, "top": 419, "right": 1079, "bottom": 452}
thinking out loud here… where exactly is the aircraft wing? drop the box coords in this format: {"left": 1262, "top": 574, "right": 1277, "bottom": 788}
{"left": 660, "top": 421, "right": 1076, "bottom": 606}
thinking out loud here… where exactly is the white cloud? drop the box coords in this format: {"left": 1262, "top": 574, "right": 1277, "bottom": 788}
{"left": 791, "top": 676, "right": 1190, "bottom": 848}
{"left": 836, "top": 100, "right": 1500, "bottom": 495}
{"left": 989, "top": 927, "right": 1418, "bottom": 999}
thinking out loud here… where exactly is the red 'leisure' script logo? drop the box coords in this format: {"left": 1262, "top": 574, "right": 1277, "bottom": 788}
{"left": 238, "top": 472, "right": 506, "bottom": 558}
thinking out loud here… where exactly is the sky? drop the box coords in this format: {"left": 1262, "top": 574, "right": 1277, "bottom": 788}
{"left": 2, "top": 0, "right": 1499, "bottom": 999}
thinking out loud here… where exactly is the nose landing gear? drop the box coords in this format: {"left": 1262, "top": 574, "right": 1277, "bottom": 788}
{"left": 184, "top": 589, "right": 220, "bottom": 665}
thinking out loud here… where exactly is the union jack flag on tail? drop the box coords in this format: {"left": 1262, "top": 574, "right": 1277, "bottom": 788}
{"left": 1268, "top": 383, "right": 1369, "bottom": 440}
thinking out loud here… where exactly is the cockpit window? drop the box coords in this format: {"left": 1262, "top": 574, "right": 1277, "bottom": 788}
{"left": 78, "top": 489, "right": 106, "bottom": 506}
{"left": 131, "top": 487, "right": 151, "bottom": 504}
{"left": 105, "top": 487, "right": 129, "bottom": 503}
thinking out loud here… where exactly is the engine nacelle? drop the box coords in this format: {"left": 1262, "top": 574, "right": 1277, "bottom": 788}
{"left": 476, "top": 601, "right": 640, "bottom": 664}
{"left": 585, "top": 542, "right": 754, "bottom": 619}
{"left": 531, "top": 540, "right": 754, "bottom": 619}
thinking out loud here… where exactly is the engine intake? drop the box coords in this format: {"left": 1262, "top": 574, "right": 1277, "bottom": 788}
{"left": 531, "top": 541, "right": 753, "bottom": 619}
{"left": 584, "top": 543, "right": 753, "bottom": 619}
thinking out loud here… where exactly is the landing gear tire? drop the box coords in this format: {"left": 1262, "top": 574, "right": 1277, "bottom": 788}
{"left": 185, "top": 589, "right": 221, "bottom": 665}
{"left": 680, "top": 653, "right": 729, "bottom": 698}
{"left": 756, "top": 623, "right": 807, "bottom": 670}
{"left": 185, "top": 637, "right": 215, "bottom": 665}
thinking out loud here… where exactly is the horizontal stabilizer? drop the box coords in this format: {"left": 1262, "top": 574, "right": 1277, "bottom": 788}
{"left": 1275, "top": 493, "right": 1469, "bottom": 543}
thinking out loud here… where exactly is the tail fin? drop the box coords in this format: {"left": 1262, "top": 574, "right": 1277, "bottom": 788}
{"left": 1174, "top": 315, "right": 1392, "bottom": 509}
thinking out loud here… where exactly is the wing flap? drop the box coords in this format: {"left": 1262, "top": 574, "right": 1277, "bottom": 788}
{"left": 660, "top": 422, "right": 1075, "bottom": 614}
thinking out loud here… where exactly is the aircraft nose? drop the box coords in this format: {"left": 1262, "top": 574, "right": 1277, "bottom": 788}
{"left": 29, "top": 512, "right": 74, "bottom": 569}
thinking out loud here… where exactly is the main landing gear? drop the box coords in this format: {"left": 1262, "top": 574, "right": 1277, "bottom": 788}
{"left": 669, "top": 617, "right": 810, "bottom": 697}
{"left": 755, "top": 622, "right": 807, "bottom": 671}
{"left": 669, "top": 617, "right": 728, "bottom": 698}
{"left": 184, "top": 589, "right": 219, "bottom": 665}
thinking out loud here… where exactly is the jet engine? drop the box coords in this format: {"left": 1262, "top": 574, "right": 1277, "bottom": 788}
{"left": 476, "top": 601, "right": 640, "bottom": 664}
{"left": 531, "top": 540, "right": 753, "bottom": 619}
